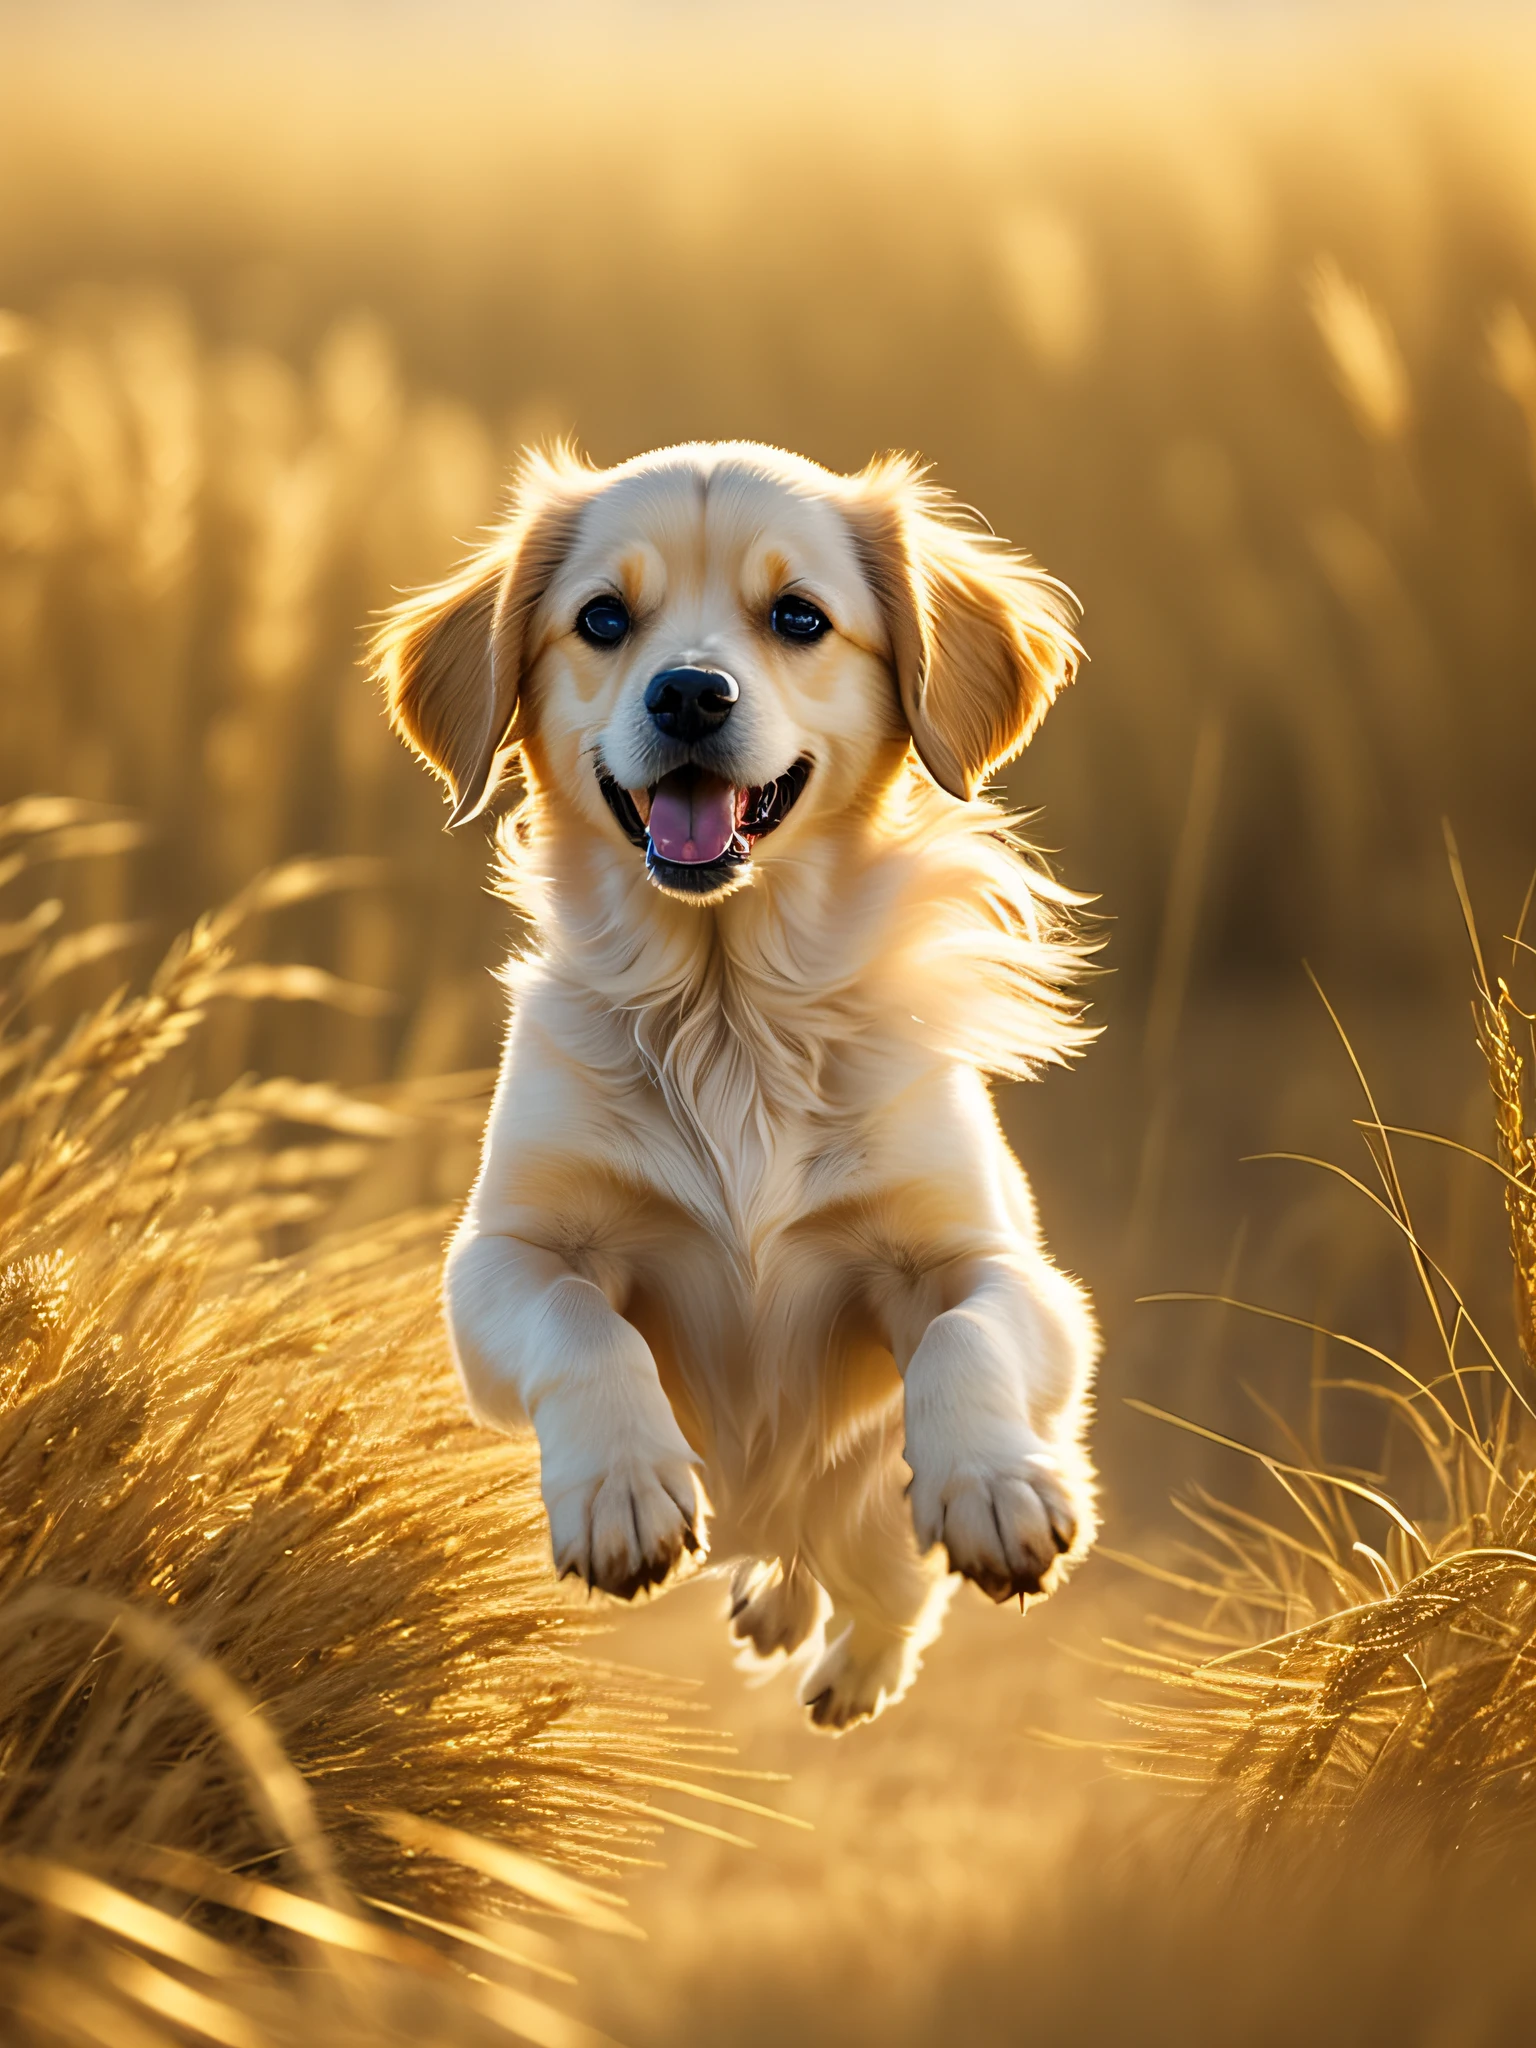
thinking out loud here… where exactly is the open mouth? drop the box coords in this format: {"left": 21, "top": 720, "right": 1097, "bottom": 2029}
{"left": 598, "top": 760, "right": 812, "bottom": 895}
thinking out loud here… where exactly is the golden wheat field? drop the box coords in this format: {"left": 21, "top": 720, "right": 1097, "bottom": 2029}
{"left": 4, "top": 4, "right": 1536, "bottom": 2043}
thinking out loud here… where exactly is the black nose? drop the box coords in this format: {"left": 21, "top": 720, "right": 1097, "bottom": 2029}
{"left": 644, "top": 666, "right": 739, "bottom": 742}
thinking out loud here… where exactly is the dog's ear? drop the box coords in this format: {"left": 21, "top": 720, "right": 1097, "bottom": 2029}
{"left": 373, "top": 456, "right": 588, "bottom": 826}
{"left": 846, "top": 459, "right": 1081, "bottom": 800}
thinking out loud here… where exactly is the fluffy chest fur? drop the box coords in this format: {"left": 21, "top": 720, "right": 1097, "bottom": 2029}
{"left": 479, "top": 961, "right": 915, "bottom": 1479}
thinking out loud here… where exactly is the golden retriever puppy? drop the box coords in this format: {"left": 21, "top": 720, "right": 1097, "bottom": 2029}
{"left": 375, "top": 441, "right": 1099, "bottom": 1729}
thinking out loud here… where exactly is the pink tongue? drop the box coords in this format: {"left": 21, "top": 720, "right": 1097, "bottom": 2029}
{"left": 647, "top": 769, "right": 738, "bottom": 865}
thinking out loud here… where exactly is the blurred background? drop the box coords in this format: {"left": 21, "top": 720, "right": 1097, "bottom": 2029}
{"left": 3, "top": 4, "right": 1535, "bottom": 2033}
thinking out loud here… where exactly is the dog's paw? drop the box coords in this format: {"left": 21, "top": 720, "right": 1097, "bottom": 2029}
{"left": 908, "top": 1448, "right": 1088, "bottom": 1604}
{"left": 729, "top": 1558, "right": 822, "bottom": 1659}
{"left": 798, "top": 1621, "right": 914, "bottom": 1733}
{"left": 546, "top": 1453, "right": 706, "bottom": 1599}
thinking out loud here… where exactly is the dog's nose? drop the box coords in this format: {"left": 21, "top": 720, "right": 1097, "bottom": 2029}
{"left": 644, "top": 666, "right": 739, "bottom": 742}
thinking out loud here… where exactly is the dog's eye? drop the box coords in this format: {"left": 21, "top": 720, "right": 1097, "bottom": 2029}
{"left": 576, "top": 596, "right": 630, "bottom": 647}
{"left": 769, "top": 595, "right": 831, "bottom": 643}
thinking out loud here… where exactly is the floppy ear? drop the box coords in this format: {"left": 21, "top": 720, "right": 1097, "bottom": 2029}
{"left": 373, "top": 458, "right": 587, "bottom": 826}
{"left": 845, "top": 459, "right": 1082, "bottom": 800}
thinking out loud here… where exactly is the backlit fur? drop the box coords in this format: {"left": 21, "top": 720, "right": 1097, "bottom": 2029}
{"left": 375, "top": 441, "right": 1100, "bottom": 1730}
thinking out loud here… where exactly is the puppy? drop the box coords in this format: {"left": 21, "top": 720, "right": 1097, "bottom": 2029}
{"left": 375, "top": 441, "right": 1099, "bottom": 1729}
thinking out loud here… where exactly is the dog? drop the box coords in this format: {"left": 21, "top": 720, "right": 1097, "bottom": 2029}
{"left": 375, "top": 441, "right": 1099, "bottom": 1729}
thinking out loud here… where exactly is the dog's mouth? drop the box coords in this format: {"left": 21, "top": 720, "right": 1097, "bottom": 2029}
{"left": 598, "top": 760, "right": 812, "bottom": 896}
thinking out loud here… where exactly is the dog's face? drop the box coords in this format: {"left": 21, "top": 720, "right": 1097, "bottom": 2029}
{"left": 532, "top": 460, "right": 902, "bottom": 899}
{"left": 375, "top": 443, "right": 1081, "bottom": 906}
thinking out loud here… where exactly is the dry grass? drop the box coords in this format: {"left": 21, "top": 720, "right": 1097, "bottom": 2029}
{"left": 1117, "top": 861, "right": 1536, "bottom": 1851}
{"left": 0, "top": 799, "right": 770, "bottom": 2046}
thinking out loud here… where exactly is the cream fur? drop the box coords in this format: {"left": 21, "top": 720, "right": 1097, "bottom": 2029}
{"left": 376, "top": 440, "right": 1100, "bottom": 1730}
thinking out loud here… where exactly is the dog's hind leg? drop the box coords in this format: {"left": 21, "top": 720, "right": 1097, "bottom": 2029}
{"left": 795, "top": 1414, "right": 953, "bottom": 1732}
{"left": 728, "top": 1557, "right": 824, "bottom": 1660}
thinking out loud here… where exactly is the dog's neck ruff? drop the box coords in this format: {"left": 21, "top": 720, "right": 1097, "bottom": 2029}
{"left": 496, "top": 765, "right": 1093, "bottom": 1131}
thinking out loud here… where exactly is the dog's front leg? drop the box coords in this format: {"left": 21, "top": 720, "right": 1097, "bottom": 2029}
{"left": 445, "top": 1231, "right": 706, "bottom": 1597}
{"left": 897, "top": 1254, "right": 1097, "bottom": 1603}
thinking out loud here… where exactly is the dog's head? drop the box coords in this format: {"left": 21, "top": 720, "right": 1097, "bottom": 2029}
{"left": 374, "top": 442, "right": 1080, "bottom": 903}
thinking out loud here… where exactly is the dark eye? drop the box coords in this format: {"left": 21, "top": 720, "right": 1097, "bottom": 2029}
{"left": 575, "top": 596, "right": 630, "bottom": 646}
{"left": 769, "top": 594, "right": 831, "bottom": 643}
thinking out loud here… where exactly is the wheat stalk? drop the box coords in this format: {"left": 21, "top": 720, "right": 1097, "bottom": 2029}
{"left": 1474, "top": 978, "right": 1536, "bottom": 1373}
